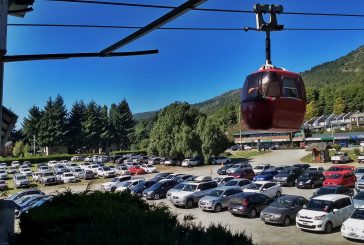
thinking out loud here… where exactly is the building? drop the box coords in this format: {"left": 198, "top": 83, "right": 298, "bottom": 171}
{"left": 42, "top": 146, "right": 68, "bottom": 156}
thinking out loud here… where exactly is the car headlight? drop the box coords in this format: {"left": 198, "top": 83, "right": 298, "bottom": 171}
{"left": 273, "top": 214, "right": 282, "bottom": 218}
{"left": 305, "top": 180, "right": 312, "bottom": 184}
{"left": 341, "top": 224, "right": 346, "bottom": 230}
{"left": 281, "top": 177, "right": 287, "bottom": 180}
{"left": 296, "top": 213, "right": 301, "bottom": 218}
{"left": 314, "top": 215, "right": 326, "bottom": 220}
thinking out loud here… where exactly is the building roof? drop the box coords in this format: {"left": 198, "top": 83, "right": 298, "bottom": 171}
{"left": 306, "top": 142, "right": 332, "bottom": 151}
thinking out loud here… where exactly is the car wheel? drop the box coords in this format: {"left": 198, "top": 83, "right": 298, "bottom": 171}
{"left": 154, "top": 193, "right": 160, "bottom": 200}
{"left": 214, "top": 204, "right": 222, "bottom": 212}
{"left": 186, "top": 199, "right": 194, "bottom": 208}
{"left": 324, "top": 221, "right": 333, "bottom": 234}
{"left": 249, "top": 208, "right": 257, "bottom": 218}
{"left": 276, "top": 191, "right": 281, "bottom": 198}
{"left": 282, "top": 216, "right": 290, "bottom": 226}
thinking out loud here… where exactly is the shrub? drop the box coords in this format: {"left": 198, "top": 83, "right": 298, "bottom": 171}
{"left": 16, "top": 191, "right": 253, "bottom": 245}
{"left": 222, "top": 152, "right": 232, "bottom": 157}
{"left": 332, "top": 144, "right": 341, "bottom": 152}
{"left": 354, "top": 148, "right": 361, "bottom": 156}
{"left": 0, "top": 154, "right": 73, "bottom": 165}
{"left": 110, "top": 150, "right": 147, "bottom": 155}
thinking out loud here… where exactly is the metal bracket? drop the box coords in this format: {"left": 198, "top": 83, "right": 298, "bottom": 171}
{"left": 254, "top": 4, "right": 284, "bottom": 32}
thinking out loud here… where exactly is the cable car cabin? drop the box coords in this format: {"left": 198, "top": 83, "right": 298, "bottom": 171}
{"left": 241, "top": 68, "right": 307, "bottom": 132}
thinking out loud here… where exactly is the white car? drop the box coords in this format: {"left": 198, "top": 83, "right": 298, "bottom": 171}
{"left": 331, "top": 152, "right": 350, "bottom": 164}
{"left": 65, "top": 162, "right": 78, "bottom": 171}
{"left": 212, "top": 157, "right": 231, "bottom": 165}
{"left": 341, "top": 208, "right": 364, "bottom": 241}
{"left": 115, "top": 165, "right": 130, "bottom": 176}
{"left": 141, "top": 164, "right": 157, "bottom": 173}
{"left": 72, "top": 167, "right": 83, "bottom": 178}
{"left": 226, "top": 162, "right": 252, "bottom": 174}
{"left": 296, "top": 194, "right": 354, "bottom": 233}
{"left": 79, "top": 162, "right": 91, "bottom": 170}
{"left": 11, "top": 161, "right": 20, "bottom": 168}
{"left": 0, "top": 163, "right": 7, "bottom": 170}
{"left": 47, "top": 161, "right": 58, "bottom": 168}
{"left": 243, "top": 181, "right": 282, "bottom": 199}
{"left": 243, "top": 145, "right": 252, "bottom": 150}
{"left": 86, "top": 164, "right": 101, "bottom": 174}
{"left": 0, "top": 169, "right": 8, "bottom": 180}
{"left": 96, "top": 166, "right": 116, "bottom": 178}
{"left": 60, "top": 172, "right": 77, "bottom": 183}
{"left": 101, "top": 175, "right": 133, "bottom": 192}
{"left": 181, "top": 158, "right": 200, "bottom": 167}
{"left": 253, "top": 164, "right": 272, "bottom": 174}
{"left": 19, "top": 167, "right": 32, "bottom": 176}
{"left": 115, "top": 179, "right": 145, "bottom": 192}
{"left": 38, "top": 166, "right": 50, "bottom": 173}
{"left": 213, "top": 175, "right": 235, "bottom": 185}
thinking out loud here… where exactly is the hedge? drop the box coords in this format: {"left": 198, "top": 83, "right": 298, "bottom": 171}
{"left": 16, "top": 191, "right": 253, "bottom": 245}
{"left": 110, "top": 150, "right": 147, "bottom": 155}
{"left": 0, "top": 154, "right": 73, "bottom": 165}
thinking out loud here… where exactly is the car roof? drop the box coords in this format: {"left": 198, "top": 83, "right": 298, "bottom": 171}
{"left": 253, "top": 181, "right": 274, "bottom": 184}
{"left": 279, "top": 195, "right": 303, "bottom": 200}
{"left": 312, "top": 194, "right": 350, "bottom": 201}
{"left": 320, "top": 185, "right": 343, "bottom": 189}
{"left": 214, "top": 186, "right": 242, "bottom": 191}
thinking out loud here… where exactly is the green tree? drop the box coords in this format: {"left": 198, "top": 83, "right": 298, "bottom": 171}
{"left": 23, "top": 143, "right": 31, "bottom": 157}
{"left": 82, "top": 101, "right": 102, "bottom": 149}
{"left": 67, "top": 101, "right": 86, "bottom": 153}
{"left": 305, "top": 100, "right": 319, "bottom": 120}
{"left": 22, "top": 106, "right": 43, "bottom": 143}
{"left": 100, "top": 105, "right": 112, "bottom": 153}
{"left": 333, "top": 97, "right": 345, "bottom": 115}
{"left": 13, "top": 141, "right": 25, "bottom": 157}
{"left": 130, "top": 119, "right": 155, "bottom": 150}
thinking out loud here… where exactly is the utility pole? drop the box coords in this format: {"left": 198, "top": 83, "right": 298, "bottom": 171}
{"left": 33, "top": 134, "right": 36, "bottom": 155}
{"left": 0, "top": 0, "right": 8, "bottom": 150}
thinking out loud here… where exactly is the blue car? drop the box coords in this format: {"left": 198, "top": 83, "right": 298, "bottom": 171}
{"left": 253, "top": 170, "right": 279, "bottom": 181}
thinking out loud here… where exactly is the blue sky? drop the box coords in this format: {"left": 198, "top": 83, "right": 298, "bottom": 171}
{"left": 5, "top": 0, "right": 364, "bottom": 126}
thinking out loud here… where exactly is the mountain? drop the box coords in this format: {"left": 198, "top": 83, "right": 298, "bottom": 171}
{"left": 134, "top": 45, "right": 364, "bottom": 120}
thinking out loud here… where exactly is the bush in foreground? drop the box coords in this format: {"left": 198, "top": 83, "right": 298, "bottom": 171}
{"left": 16, "top": 191, "right": 253, "bottom": 245}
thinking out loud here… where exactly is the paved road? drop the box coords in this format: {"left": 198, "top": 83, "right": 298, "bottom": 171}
{"left": 23, "top": 150, "right": 360, "bottom": 245}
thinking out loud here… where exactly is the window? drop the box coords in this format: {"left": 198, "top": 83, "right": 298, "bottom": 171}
{"left": 242, "top": 73, "right": 262, "bottom": 101}
{"left": 298, "top": 198, "right": 307, "bottom": 207}
{"left": 261, "top": 72, "right": 281, "bottom": 97}
{"left": 282, "top": 77, "right": 299, "bottom": 98}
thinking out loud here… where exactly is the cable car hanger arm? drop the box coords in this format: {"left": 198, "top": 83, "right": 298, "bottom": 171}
{"left": 0, "top": 49, "right": 158, "bottom": 62}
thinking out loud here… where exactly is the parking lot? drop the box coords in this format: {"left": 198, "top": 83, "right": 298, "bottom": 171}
{"left": 27, "top": 149, "right": 361, "bottom": 245}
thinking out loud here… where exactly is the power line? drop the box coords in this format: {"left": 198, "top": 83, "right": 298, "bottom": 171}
{"left": 8, "top": 23, "right": 364, "bottom": 31}
{"left": 46, "top": 0, "right": 364, "bottom": 18}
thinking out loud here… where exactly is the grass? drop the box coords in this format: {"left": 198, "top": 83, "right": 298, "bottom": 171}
{"left": 300, "top": 149, "right": 361, "bottom": 163}
{"left": 229, "top": 150, "right": 269, "bottom": 160}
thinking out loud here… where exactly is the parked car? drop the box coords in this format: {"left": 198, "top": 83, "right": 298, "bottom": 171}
{"left": 296, "top": 171, "right": 325, "bottom": 189}
{"left": 261, "top": 195, "right": 308, "bottom": 226}
{"left": 19, "top": 166, "right": 32, "bottom": 177}
{"left": 148, "top": 157, "right": 162, "bottom": 165}
{"left": 7, "top": 166, "right": 17, "bottom": 174}
{"left": 228, "top": 168, "right": 255, "bottom": 180}
{"left": 0, "top": 180, "right": 7, "bottom": 190}
{"left": 140, "top": 164, "right": 157, "bottom": 173}
{"left": 217, "top": 164, "right": 234, "bottom": 175}
{"left": 331, "top": 152, "right": 350, "bottom": 164}
{"left": 23, "top": 161, "right": 31, "bottom": 167}
{"left": 129, "top": 180, "right": 157, "bottom": 197}
{"left": 13, "top": 173, "right": 30, "bottom": 188}
{"left": 224, "top": 178, "right": 251, "bottom": 189}
{"left": 115, "top": 178, "right": 145, "bottom": 192}
{"left": 243, "top": 145, "right": 253, "bottom": 150}
{"left": 253, "top": 164, "right": 272, "bottom": 175}
{"left": 213, "top": 175, "right": 235, "bottom": 185}
{"left": 78, "top": 169, "right": 95, "bottom": 180}
{"left": 16, "top": 195, "right": 53, "bottom": 218}
{"left": 39, "top": 171, "right": 58, "bottom": 186}
{"left": 115, "top": 165, "right": 130, "bottom": 176}
{"left": 311, "top": 185, "right": 354, "bottom": 199}
{"left": 171, "top": 174, "right": 194, "bottom": 183}
{"left": 71, "top": 156, "right": 85, "bottom": 161}
{"left": 7, "top": 189, "right": 44, "bottom": 201}
{"left": 11, "top": 161, "right": 20, "bottom": 168}
{"left": 275, "top": 165, "right": 291, "bottom": 173}
{"left": 296, "top": 194, "right": 354, "bottom": 233}
{"left": 86, "top": 164, "right": 101, "bottom": 174}
{"left": 211, "top": 156, "right": 231, "bottom": 165}
{"left": 15, "top": 195, "right": 49, "bottom": 218}
{"left": 354, "top": 167, "right": 364, "bottom": 180}
{"left": 60, "top": 172, "right": 77, "bottom": 183}
{"left": 149, "top": 172, "right": 173, "bottom": 182}
{"left": 244, "top": 181, "right": 282, "bottom": 199}
{"left": 273, "top": 167, "right": 303, "bottom": 187}
{"left": 47, "top": 161, "right": 58, "bottom": 168}
{"left": 324, "top": 165, "right": 355, "bottom": 178}
{"left": 323, "top": 171, "right": 356, "bottom": 188}
{"left": 71, "top": 167, "right": 83, "bottom": 178}
{"left": 292, "top": 164, "right": 311, "bottom": 171}
{"left": 226, "top": 162, "right": 252, "bottom": 174}
{"left": 163, "top": 158, "right": 180, "bottom": 166}
{"left": 199, "top": 186, "right": 243, "bottom": 212}
{"left": 169, "top": 180, "right": 217, "bottom": 208}
{"left": 128, "top": 166, "right": 146, "bottom": 175}
{"left": 38, "top": 165, "right": 50, "bottom": 173}
{"left": 101, "top": 175, "right": 133, "bottom": 192}
{"left": 0, "top": 169, "right": 8, "bottom": 180}
{"left": 166, "top": 183, "right": 188, "bottom": 200}
{"left": 0, "top": 162, "right": 7, "bottom": 170}
{"left": 96, "top": 166, "right": 116, "bottom": 178}
{"left": 341, "top": 208, "right": 364, "bottom": 241}
{"left": 229, "top": 192, "right": 271, "bottom": 218}
{"left": 79, "top": 162, "right": 91, "bottom": 170}
{"left": 143, "top": 179, "right": 178, "bottom": 200}
{"left": 358, "top": 154, "right": 364, "bottom": 164}
{"left": 253, "top": 169, "right": 279, "bottom": 182}
{"left": 356, "top": 175, "right": 364, "bottom": 192}
{"left": 182, "top": 157, "right": 201, "bottom": 167}
{"left": 306, "top": 166, "right": 325, "bottom": 173}
{"left": 64, "top": 162, "right": 78, "bottom": 171}
{"left": 31, "top": 171, "right": 42, "bottom": 182}
{"left": 353, "top": 191, "right": 364, "bottom": 208}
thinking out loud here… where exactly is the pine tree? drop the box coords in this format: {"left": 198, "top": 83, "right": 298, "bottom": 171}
{"left": 82, "top": 101, "right": 102, "bottom": 149}
{"left": 67, "top": 100, "right": 86, "bottom": 152}
{"left": 305, "top": 100, "right": 319, "bottom": 120}
{"left": 100, "top": 105, "right": 112, "bottom": 153}
{"left": 22, "top": 106, "right": 43, "bottom": 143}
{"left": 333, "top": 97, "right": 345, "bottom": 115}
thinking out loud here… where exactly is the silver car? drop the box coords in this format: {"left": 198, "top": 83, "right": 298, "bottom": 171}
{"left": 355, "top": 167, "right": 364, "bottom": 180}
{"left": 166, "top": 183, "right": 187, "bottom": 200}
{"left": 198, "top": 186, "right": 243, "bottom": 212}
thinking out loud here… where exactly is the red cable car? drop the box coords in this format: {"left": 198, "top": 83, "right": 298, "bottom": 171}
{"left": 241, "top": 4, "right": 307, "bottom": 132}
{"left": 241, "top": 66, "right": 306, "bottom": 132}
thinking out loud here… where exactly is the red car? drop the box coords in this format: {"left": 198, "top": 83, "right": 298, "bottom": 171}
{"left": 324, "top": 165, "right": 355, "bottom": 178}
{"left": 128, "top": 166, "right": 146, "bottom": 175}
{"left": 228, "top": 168, "right": 255, "bottom": 180}
{"left": 323, "top": 170, "right": 356, "bottom": 188}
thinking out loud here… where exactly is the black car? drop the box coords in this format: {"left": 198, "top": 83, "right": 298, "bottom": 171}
{"left": 273, "top": 167, "right": 303, "bottom": 187}
{"left": 149, "top": 172, "right": 172, "bottom": 182}
{"left": 217, "top": 164, "right": 234, "bottom": 175}
{"left": 228, "top": 193, "right": 270, "bottom": 218}
{"left": 311, "top": 185, "right": 354, "bottom": 199}
{"left": 142, "top": 180, "right": 178, "bottom": 200}
{"left": 292, "top": 163, "right": 311, "bottom": 170}
{"left": 172, "top": 174, "right": 194, "bottom": 183}
{"left": 296, "top": 171, "right": 325, "bottom": 189}
{"left": 129, "top": 180, "right": 157, "bottom": 197}
{"left": 260, "top": 195, "right": 308, "bottom": 226}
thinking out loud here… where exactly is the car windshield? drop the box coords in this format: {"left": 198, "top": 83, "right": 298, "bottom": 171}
{"left": 74, "top": 169, "right": 81, "bottom": 172}
{"left": 316, "top": 188, "right": 336, "bottom": 196}
{"left": 147, "top": 165, "right": 153, "bottom": 168}
{"left": 247, "top": 183, "right": 262, "bottom": 190}
{"left": 354, "top": 192, "right": 364, "bottom": 200}
{"left": 271, "top": 198, "right": 293, "bottom": 208}
{"left": 134, "top": 182, "right": 146, "bottom": 188}
{"left": 102, "top": 167, "right": 111, "bottom": 171}
{"left": 208, "top": 190, "right": 224, "bottom": 197}
{"left": 17, "top": 175, "right": 27, "bottom": 180}
{"left": 327, "top": 167, "right": 342, "bottom": 172}
{"left": 281, "top": 169, "right": 293, "bottom": 174}
{"left": 254, "top": 166, "right": 264, "bottom": 170}
{"left": 0, "top": 170, "right": 5, "bottom": 173}
{"left": 306, "top": 199, "right": 332, "bottom": 212}
{"left": 300, "top": 172, "right": 313, "bottom": 178}
{"left": 351, "top": 209, "right": 364, "bottom": 220}
{"left": 43, "top": 172, "right": 53, "bottom": 177}
{"left": 327, "top": 174, "right": 342, "bottom": 179}
{"left": 276, "top": 166, "right": 286, "bottom": 170}
{"left": 183, "top": 184, "right": 197, "bottom": 192}
{"left": 173, "top": 183, "right": 185, "bottom": 190}
{"left": 213, "top": 177, "right": 222, "bottom": 182}
{"left": 64, "top": 173, "right": 73, "bottom": 177}
{"left": 121, "top": 181, "right": 132, "bottom": 187}
{"left": 355, "top": 169, "right": 364, "bottom": 173}
{"left": 260, "top": 171, "right": 272, "bottom": 175}
{"left": 225, "top": 180, "right": 238, "bottom": 186}
{"left": 232, "top": 164, "right": 241, "bottom": 168}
